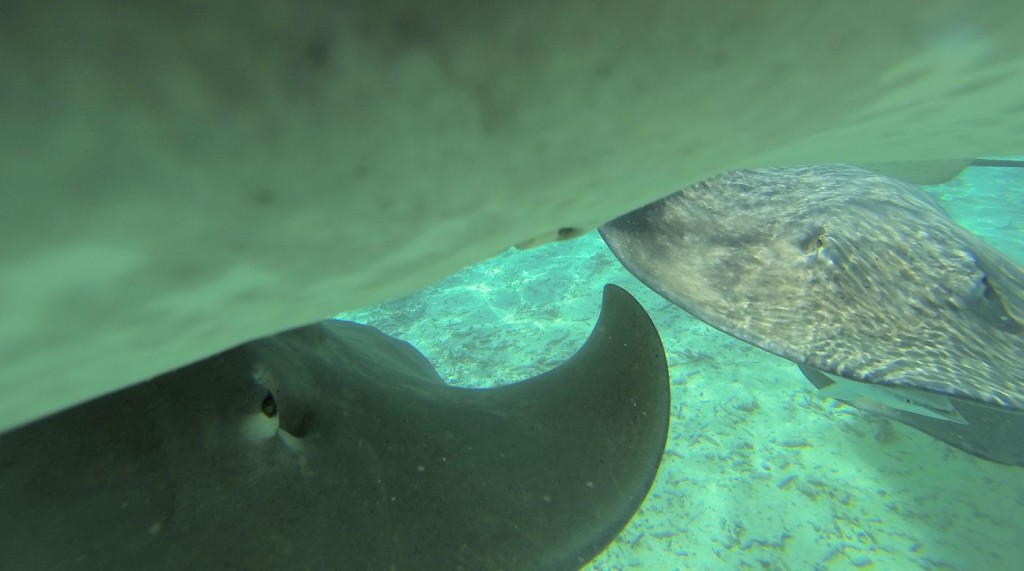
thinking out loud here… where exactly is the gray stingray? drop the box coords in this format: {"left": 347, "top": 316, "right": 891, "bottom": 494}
{"left": 600, "top": 165, "right": 1024, "bottom": 465}
{"left": 0, "top": 284, "right": 669, "bottom": 570}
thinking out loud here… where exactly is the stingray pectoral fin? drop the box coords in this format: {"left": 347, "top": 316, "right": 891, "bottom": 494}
{"left": 382, "top": 283, "right": 671, "bottom": 570}
{"left": 805, "top": 366, "right": 968, "bottom": 425}
{"left": 800, "top": 365, "right": 1024, "bottom": 466}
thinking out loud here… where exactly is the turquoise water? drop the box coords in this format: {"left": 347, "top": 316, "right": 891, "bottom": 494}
{"left": 338, "top": 164, "right": 1024, "bottom": 570}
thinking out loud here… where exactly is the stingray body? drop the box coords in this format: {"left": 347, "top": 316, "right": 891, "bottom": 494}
{"left": 6, "top": 3, "right": 1024, "bottom": 436}
{"left": 600, "top": 165, "right": 1024, "bottom": 465}
{"left": 0, "top": 285, "right": 669, "bottom": 570}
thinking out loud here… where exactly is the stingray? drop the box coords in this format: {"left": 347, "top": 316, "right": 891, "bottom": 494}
{"left": 0, "top": 284, "right": 669, "bottom": 570}
{"left": 600, "top": 165, "right": 1024, "bottom": 466}
{"left": 5, "top": 5, "right": 1024, "bottom": 435}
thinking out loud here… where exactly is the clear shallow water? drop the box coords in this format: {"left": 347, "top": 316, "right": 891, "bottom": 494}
{"left": 339, "top": 165, "right": 1024, "bottom": 570}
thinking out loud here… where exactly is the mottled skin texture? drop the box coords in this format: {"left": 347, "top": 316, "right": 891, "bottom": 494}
{"left": 0, "top": 285, "right": 670, "bottom": 570}
{"left": 3, "top": 1, "right": 1024, "bottom": 431}
{"left": 601, "top": 165, "right": 1024, "bottom": 464}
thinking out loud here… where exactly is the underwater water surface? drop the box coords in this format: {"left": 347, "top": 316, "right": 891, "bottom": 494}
{"left": 338, "top": 164, "right": 1024, "bottom": 571}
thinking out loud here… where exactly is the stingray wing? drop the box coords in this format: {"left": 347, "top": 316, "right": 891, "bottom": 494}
{"left": 0, "top": 285, "right": 669, "bottom": 570}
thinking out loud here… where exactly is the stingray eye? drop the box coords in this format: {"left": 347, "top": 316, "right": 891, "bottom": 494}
{"left": 261, "top": 392, "right": 278, "bottom": 418}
